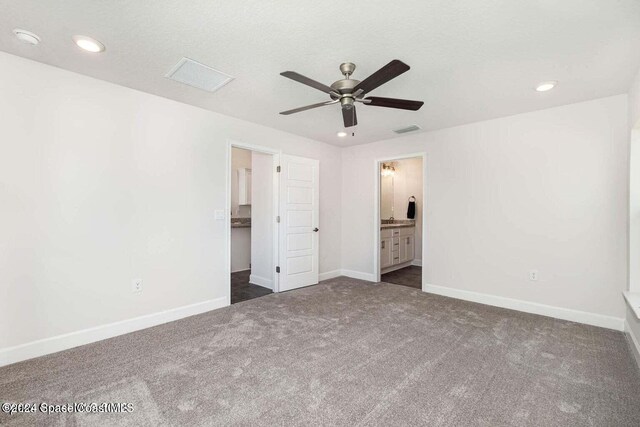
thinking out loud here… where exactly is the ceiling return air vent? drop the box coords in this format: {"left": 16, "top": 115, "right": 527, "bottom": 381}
{"left": 165, "top": 57, "right": 234, "bottom": 93}
{"left": 392, "top": 124, "right": 422, "bottom": 134}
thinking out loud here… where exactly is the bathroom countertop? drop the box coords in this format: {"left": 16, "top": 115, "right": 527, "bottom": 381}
{"left": 231, "top": 218, "right": 251, "bottom": 228}
{"left": 380, "top": 223, "right": 415, "bottom": 230}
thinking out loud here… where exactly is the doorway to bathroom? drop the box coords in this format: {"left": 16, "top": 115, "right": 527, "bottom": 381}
{"left": 229, "top": 145, "right": 277, "bottom": 304}
{"left": 375, "top": 154, "right": 425, "bottom": 289}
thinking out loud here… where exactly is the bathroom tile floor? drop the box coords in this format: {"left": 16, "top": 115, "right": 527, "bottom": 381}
{"left": 381, "top": 265, "right": 422, "bottom": 289}
{"left": 231, "top": 270, "right": 273, "bottom": 304}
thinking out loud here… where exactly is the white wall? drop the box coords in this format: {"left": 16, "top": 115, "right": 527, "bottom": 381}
{"left": 250, "top": 151, "right": 273, "bottom": 289}
{"left": 342, "top": 95, "right": 629, "bottom": 322}
{"left": 0, "top": 52, "right": 342, "bottom": 350}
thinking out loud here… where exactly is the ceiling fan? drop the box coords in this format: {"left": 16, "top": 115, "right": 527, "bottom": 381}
{"left": 279, "top": 60, "right": 424, "bottom": 128}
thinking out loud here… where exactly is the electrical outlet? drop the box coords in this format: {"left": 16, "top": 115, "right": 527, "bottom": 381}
{"left": 529, "top": 270, "right": 538, "bottom": 281}
{"left": 131, "top": 278, "right": 143, "bottom": 293}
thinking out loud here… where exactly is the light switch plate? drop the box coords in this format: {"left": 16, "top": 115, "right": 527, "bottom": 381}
{"left": 214, "top": 210, "right": 226, "bottom": 220}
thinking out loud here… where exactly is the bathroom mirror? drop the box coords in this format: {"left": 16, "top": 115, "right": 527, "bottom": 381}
{"left": 238, "top": 167, "right": 252, "bottom": 205}
{"left": 380, "top": 164, "right": 394, "bottom": 220}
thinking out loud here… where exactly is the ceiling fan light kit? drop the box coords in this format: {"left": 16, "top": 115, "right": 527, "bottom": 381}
{"left": 279, "top": 60, "right": 424, "bottom": 128}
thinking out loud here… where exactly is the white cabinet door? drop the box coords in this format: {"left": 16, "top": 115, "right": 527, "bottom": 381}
{"left": 399, "top": 235, "right": 408, "bottom": 264}
{"left": 406, "top": 235, "right": 414, "bottom": 261}
{"left": 380, "top": 238, "right": 392, "bottom": 269}
{"left": 400, "top": 235, "right": 414, "bottom": 263}
{"left": 279, "top": 155, "right": 319, "bottom": 292}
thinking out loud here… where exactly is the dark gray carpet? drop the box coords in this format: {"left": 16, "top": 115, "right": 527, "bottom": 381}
{"left": 231, "top": 270, "right": 272, "bottom": 304}
{"left": 381, "top": 265, "right": 422, "bottom": 289}
{"left": 2, "top": 277, "right": 640, "bottom": 426}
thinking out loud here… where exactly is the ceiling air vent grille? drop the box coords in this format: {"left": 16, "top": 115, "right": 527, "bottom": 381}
{"left": 165, "top": 57, "right": 234, "bottom": 93}
{"left": 393, "top": 125, "right": 422, "bottom": 134}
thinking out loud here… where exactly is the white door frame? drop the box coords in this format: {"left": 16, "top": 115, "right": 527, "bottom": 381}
{"left": 226, "top": 140, "right": 282, "bottom": 301}
{"left": 373, "top": 152, "right": 427, "bottom": 287}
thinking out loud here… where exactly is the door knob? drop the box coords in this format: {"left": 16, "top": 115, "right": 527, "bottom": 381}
{"left": 313, "top": 227, "right": 319, "bottom": 232}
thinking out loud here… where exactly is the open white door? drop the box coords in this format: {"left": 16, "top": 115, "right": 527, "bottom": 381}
{"left": 278, "top": 154, "right": 319, "bottom": 292}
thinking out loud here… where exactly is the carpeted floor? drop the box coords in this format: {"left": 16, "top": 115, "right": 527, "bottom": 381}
{"left": 2, "top": 277, "right": 640, "bottom": 426}
{"left": 381, "top": 265, "right": 422, "bottom": 289}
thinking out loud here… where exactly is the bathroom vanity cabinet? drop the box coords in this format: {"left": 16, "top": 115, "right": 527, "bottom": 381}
{"left": 380, "top": 226, "right": 415, "bottom": 272}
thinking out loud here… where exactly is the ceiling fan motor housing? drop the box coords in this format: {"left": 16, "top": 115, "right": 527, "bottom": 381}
{"left": 330, "top": 79, "right": 360, "bottom": 98}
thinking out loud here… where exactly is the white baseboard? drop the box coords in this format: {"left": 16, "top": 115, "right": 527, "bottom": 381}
{"left": 249, "top": 274, "right": 273, "bottom": 290}
{"left": 231, "top": 268, "right": 250, "bottom": 273}
{"left": 625, "top": 318, "right": 640, "bottom": 370}
{"left": 0, "top": 296, "right": 228, "bottom": 368}
{"left": 411, "top": 259, "right": 422, "bottom": 267}
{"left": 341, "top": 269, "right": 377, "bottom": 282}
{"left": 318, "top": 269, "right": 374, "bottom": 282}
{"left": 319, "top": 269, "right": 342, "bottom": 281}
{"left": 424, "top": 283, "right": 624, "bottom": 331}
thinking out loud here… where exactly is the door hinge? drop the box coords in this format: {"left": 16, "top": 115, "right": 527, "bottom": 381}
{"left": 276, "top": 266, "right": 280, "bottom": 273}
{"left": 276, "top": 216, "right": 280, "bottom": 223}
{"left": 276, "top": 165, "right": 281, "bottom": 173}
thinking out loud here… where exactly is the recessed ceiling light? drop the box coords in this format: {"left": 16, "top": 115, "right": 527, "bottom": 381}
{"left": 535, "top": 81, "right": 557, "bottom": 92}
{"left": 337, "top": 131, "right": 347, "bottom": 137}
{"left": 13, "top": 29, "right": 40, "bottom": 45}
{"left": 72, "top": 35, "right": 105, "bottom": 53}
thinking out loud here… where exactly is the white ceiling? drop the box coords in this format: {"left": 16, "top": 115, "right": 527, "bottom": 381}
{"left": 1, "top": 0, "right": 640, "bottom": 147}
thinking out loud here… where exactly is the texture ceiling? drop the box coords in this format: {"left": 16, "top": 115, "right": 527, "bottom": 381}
{"left": 1, "top": 0, "right": 640, "bottom": 147}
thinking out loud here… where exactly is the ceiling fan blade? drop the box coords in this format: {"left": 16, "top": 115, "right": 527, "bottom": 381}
{"left": 342, "top": 106, "right": 357, "bottom": 128}
{"left": 353, "top": 60, "right": 410, "bottom": 94}
{"left": 280, "top": 71, "right": 335, "bottom": 94}
{"left": 279, "top": 100, "right": 338, "bottom": 115}
{"left": 364, "top": 96, "right": 424, "bottom": 111}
